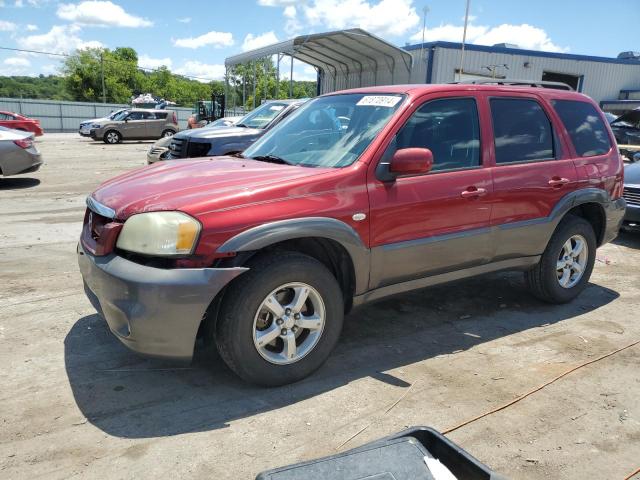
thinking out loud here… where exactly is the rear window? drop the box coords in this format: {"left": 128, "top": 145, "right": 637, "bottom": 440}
{"left": 490, "top": 98, "right": 555, "bottom": 164}
{"left": 552, "top": 100, "right": 612, "bottom": 157}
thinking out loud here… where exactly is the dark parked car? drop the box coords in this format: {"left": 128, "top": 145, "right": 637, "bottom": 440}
{"left": 608, "top": 108, "right": 640, "bottom": 145}
{"left": 166, "top": 99, "right": 306, "bottom": 159}
{"left": 79, "top": 84, "right": 625, "bottom": 386}
{"left": 622, "top": 160, "right": 640, "bottom": 230}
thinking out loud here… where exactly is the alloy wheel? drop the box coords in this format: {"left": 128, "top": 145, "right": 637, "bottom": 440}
{"left": 556, "top": 234, "right": 588, "bottom": 288}
{"left": 252, "top": 282, "right": 325, "bottom": 365}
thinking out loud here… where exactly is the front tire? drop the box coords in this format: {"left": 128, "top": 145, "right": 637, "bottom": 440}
{"left": 215, "top": 252, "right": 344, "bottom": 386}
{"left": 526, "top": 215, "right": 596, "bottom": 304}
{"left": 103, "top": 130, "right": 121, "bottom": 144}
{"left": 161, "top": 129, "right": 175, "bottom": 138}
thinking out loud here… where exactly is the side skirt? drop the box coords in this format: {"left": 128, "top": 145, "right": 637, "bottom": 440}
{"left": 352, "top": 256, "right": 540, "bottom": 307}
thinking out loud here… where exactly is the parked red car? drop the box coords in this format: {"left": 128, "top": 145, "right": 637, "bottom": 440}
{"left": 78, "top": 83, "right": 625, "bottom": 386}
{"left": 0, "top": 111, "right": 43, "bottom": 136}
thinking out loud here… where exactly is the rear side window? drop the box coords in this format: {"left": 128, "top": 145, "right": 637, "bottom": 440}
{"left": 152, "top": 112, "right": 168, "bottom": 120}
{"left": 490, "top": 98, "right": 555, "bottom": 164}
{"left": 552, "top": 100, "right": 612, "bottom": 157}
{"left": 396, "top": 97, "right": 480, "bottom": 172}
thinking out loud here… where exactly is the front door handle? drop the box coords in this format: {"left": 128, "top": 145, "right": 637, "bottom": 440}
{"left": 548, "top": 177, "right": 570, "bottom": 187}
{"left": 461, "top": 187, "right": 487, "bottom": 198}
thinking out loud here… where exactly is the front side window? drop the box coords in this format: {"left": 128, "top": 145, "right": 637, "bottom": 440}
{"left": 127, "top": 111, "right": 149, "bottom": 120}
{"left": 243, "top": 93, "right": 405, "bottom": 168}
{"left": 237, "top": 102, "right": 291, "bottom": 129}
{"left": 490, "top": 98, "right": 555, "bottom": 164}
{"left": 396, "top": 97, "right": 480, "bottom": 172}
{"left": 552, "top": 100, "right": 612, "bottom": 157}
{"left": 112, "top": 110, "right": 130, "bottom": 121}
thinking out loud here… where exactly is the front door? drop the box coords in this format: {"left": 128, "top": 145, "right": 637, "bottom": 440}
{"left": 120, "top": 111, "right": 149, "bottom": 139}
{"left": 486, "top": 94, "right": 579, "bottom": 260}
{"left": 368, "top": 95, "right": 493, "bottom": 289}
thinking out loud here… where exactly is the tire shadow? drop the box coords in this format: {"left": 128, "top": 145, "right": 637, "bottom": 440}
{"left": 64, "top": 272, "right": 619, "bottom": 439}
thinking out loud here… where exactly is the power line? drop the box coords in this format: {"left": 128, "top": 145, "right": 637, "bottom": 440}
{"left": 0, "top": 45, "right": 218, "bottom": 82}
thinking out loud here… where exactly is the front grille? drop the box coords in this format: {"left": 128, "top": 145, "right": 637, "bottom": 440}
{"left": 623, "top": 186, "right": 640, "bottom": 206}
{"left": 186, "top": 141, "right": 211, "bottom": 158}
{"left": 168, "top": 137, "right": 187, "bottom": 158}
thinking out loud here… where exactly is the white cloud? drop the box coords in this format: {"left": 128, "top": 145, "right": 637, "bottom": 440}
{"left": 173, "top": 30, "right": 234, "bottom": 49}
{"left": 294, "top": 64, "right": 318, "bottom": 81}
{"left": 4, "top": 56, "right": 31, "bottom": 66}
{"left": 411, "top": 22, "right": 568, "bottom": 53}
{"left": 258, "top": 0, "right": 298, "bottom": 5}
{"left": 283, "top": 5, "right": 302, "bottom": 35}
{"left": 26, "top": 24, "right": 38, "bottom": 31}
{"left": 19, "top": 24, "right": 103, "bottom": 54}
{"left": 0, "top": 20, "right": 17, "bottom": 31}
{"left": 138, "top": 54, "right": 172, "bottom": 70}
{"left": 177, "top": 17, "right": 191, "bottom": 23}
{"left": 242, "top": 31, "right": 278, "bottom": 51}
{"left": 303, "top": 0, "right": 420, "bottom": 37}
{"left": 174, "top": 61, "right": 226, "bottom": 82}
{"left": 57, "top": 1, "right": 152, "bottom": 28}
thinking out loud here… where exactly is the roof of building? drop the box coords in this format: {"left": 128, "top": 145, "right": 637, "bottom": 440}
{"left": 404, "top": 41, "right": 640, "bottom": 66}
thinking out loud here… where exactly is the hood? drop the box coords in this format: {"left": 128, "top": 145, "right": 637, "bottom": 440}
{"left": 91, "top": 157, "right": 332, "bottom": 219}
{"left": 624, "top": 161, "right": 640, "bottom": 186}
{"left": 612, "top": 108, "right": 640, "bottom": 126}
{"left": 175, "top": 125, "right": 263, "bottom": 141}
{"left": 81, "top": 117, "right": 107, "bottom": 125}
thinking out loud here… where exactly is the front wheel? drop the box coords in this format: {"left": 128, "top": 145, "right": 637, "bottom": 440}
{"left": 103, "top": 130, "right": 121, "bottom": 144}
{"left": 215, "top": 252, "right": 344, "bottom": 386}
{"left": 161, "top": 129, "right": 175, "bottom": 138}
{"left": 526, "top": 215, "right": 596, "bottom": 304}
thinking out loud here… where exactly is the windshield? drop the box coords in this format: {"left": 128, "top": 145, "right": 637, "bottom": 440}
{"left": 112, "top": 110, "right": 130, "bottom": 121}
{"left": 243, "top": 93, "right": 405, "bottom": 168}
{"left": 237, "top": 102, "right": 290, "bottom": 129}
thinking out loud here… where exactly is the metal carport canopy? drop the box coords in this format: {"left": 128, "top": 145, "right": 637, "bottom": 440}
{"left": 224, "top": 28, "right": 413, "bottom": 92}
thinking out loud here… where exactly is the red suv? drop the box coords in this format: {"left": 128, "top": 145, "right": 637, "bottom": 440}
{"left": 78, "top": 84, "right": 625, "bottom": 386}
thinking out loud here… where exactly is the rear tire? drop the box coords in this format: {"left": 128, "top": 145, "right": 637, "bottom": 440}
{"left": 215, "top": 252, "right": 344, "bottom": 387}
{"left": 103, "top": 130, "right": 121, "bottom": 144}
{"left": 526, "top": 215, "right": 596, "bottom": 304}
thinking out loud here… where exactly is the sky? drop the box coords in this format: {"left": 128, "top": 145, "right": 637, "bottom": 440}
{"left": 0, "top": 0, "right": 639, "bottom": 82}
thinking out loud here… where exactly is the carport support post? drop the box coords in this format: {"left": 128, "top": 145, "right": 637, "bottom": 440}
{"left": 252, "top": 62, "right": 256, "bottom": 109}
{"left": 289, "top": 55, "right": 294, "bottom": 98}
{"left": 242, "top": 73, "right": 246, "bottom": 112}
{"left": 276, "top": 54, "right": 281, "bottom": 99}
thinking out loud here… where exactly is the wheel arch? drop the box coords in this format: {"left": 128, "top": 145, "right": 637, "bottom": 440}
{"left": 553, "top": 188, "right": 608, "bottom": 246}
{"left": 216, "top": 217, "right": 370, "bottom": 299}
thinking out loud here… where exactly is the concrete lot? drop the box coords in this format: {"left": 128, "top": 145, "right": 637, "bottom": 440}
{"left": 1, "top": 133, "right": 639, "bottom": 480}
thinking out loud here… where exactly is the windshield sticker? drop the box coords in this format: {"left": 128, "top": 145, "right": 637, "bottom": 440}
{"left": 356, "top": 96, "right": 402, "bottom": 107}
{"left": 269, "top": 105, "right": 285, "bottom": 111}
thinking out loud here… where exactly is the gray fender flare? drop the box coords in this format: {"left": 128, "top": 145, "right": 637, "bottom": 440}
{"left": 217, "top": 217, "right": 370, "bottom": 294}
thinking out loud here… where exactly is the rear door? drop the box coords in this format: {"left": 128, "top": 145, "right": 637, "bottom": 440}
{"left": 487, "top": 93, "right": 579, "bottom": 260}
{"left": 368, "top": 93, "right": 494, "bottom": 289}
{"left": 147, "top": 111, "right": 168, "bottom": 138}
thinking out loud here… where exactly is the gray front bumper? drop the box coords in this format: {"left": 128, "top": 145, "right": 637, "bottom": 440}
{"left": 78, "top": 244, "right": 247, "bottom": 361}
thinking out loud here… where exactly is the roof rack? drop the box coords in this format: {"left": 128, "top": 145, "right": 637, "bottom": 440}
{"left": 451, "top": 79, "right": 573, "bottom": 91}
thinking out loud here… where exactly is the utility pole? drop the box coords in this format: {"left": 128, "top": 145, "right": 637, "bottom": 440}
{"left": 458, "top": 0, "right": 471, "bottom": 81}
{"left": 100, "top": 51, "right": 106, "bottom": 103}
{"left": 420, "top": 5, "right": 430, "bottom": 65}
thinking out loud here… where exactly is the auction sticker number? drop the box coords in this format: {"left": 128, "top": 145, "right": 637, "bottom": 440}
{"left": 356, "top": 96, "right": 402, "bottom": 107}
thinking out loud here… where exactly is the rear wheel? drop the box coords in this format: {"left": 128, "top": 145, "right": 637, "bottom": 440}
{"left": 526, "top": 215, "right": 596, "bottom": 304}
{"left": 161, "top": 129, "right": 175, "bottom": 138}
{"left": 103, "top": 130, "right": 121, "bottom": 144}
{"left": 215, "top": 252, "right": 344, "bottom": 386}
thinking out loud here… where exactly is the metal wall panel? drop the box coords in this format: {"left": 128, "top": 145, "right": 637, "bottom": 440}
{"left": 0, "top": 97, "right": 193, "bottom": 132}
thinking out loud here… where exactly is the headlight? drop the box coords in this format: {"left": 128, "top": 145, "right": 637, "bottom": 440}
{"left": 91, "top": 123, "right": 101, "bottom": 128}
{"left": 116, "top": 211, "right": 201, "bottom": 256}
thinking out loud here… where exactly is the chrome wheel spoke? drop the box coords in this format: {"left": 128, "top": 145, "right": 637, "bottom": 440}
{"left": 558, "top": 268, "right": 570, "bottom": 287}
{"left": 295, "top": 314, "right": 323, "bottom": 330}
{"left": 572, "top": 262, "right": 583, "bottom": 274}
{"left": 556, "top": 234, "right": 589, "bottom": 289}
{"left": 255, "top": 323, "right": 281, "bottom": 347}
{"left": 288, "top": 286, "right": 310, "bottom": 313}
{"left": 571, "top": 239, "right": 584, "bottom": 257}
{"left": 281, "top": 332, "right": 297, "bottom": 361}
{"left": 556, "top": 259, "right": 566, "bottom": 271}
{"left": 263, "top": 294, "right": 285, "bottom": 318}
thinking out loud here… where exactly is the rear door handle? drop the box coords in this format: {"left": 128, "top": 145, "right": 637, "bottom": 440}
{"left": 548, "top": 177, "right": 570, "bottom": 187}
{"left": 461, "top": 187, "right": 487, "bottom": 198}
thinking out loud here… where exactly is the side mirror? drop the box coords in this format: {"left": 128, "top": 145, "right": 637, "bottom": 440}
{"left": 389, "top": 148, "right": 434, "bottom": 177}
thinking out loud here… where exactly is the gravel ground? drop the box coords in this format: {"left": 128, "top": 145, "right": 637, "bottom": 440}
{"left": 1, "top": 133, "right": 639, "bottom": 480}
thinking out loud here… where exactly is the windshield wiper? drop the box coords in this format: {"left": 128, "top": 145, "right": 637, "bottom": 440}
{"left": 230, "top": 152, "right": 245, "bottom": 158}
{"left": 235, "top": 123, "right": 248, "bottom": 128}
{"left": 250, "top": 154, "right": 295, "bottom": 165}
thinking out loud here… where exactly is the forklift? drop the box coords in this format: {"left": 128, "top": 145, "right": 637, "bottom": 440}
{"left": 187, "top": 93, "right": 226, "bottom": 129}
